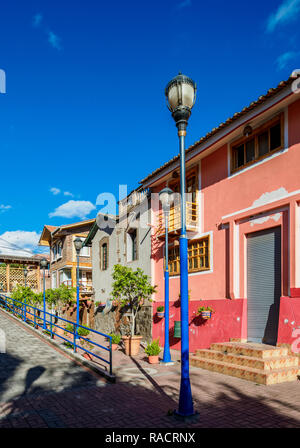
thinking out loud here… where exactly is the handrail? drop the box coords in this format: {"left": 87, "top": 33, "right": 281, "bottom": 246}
{"left": 0, "top": 294, "right": 112, "bottom": 375}
{"left": 157, "top": 201, "right": 198, "bottom": 235}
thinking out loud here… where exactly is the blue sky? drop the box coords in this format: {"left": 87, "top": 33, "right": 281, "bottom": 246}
{"left": 0, "top": 0, "right": 299, "bottom": 255}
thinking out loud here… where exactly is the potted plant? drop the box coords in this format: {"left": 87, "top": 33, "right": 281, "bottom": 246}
{"left": 145, "top": 339, "right": 161, "bottom": 364}
{"left": 108, "top": 333, "right": 121, "bottom": 351}
{"left": 157, "top": 306, "right": 164, "bottom": 318}
{"left": 197, "top": 305, "right": 215, "bottom": 320}
{"left": 111, "top": 264, "right": 157, "bottom": 356}
{"left": 95, "top": 301, "right": 106, "bottom": 309}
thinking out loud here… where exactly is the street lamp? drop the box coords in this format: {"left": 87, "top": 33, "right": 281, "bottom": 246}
{"left": 74, "top": 237, "right": 83, "bottom": 338}
{"left": 40, "top": 258, "right": 48, "bottom": 330}
{"left": 23, "top": 267, "right": 28, "bottom": 322}
{"left": 24, "top": 267, "right": 28, "bottom": 288}
{"left": 165, "top": 72, "right": 197, "bottom": 419}
{"left": 159, "top": 187, "right": 175, "bottom": 366}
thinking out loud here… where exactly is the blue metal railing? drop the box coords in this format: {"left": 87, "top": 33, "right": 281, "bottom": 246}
{"left": 0, "top": 294, "right": 112, "bottom": 375}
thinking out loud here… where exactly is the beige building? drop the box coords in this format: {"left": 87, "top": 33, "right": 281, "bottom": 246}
{"left": 39, "top": 220, "right": 95, "bottom": 296}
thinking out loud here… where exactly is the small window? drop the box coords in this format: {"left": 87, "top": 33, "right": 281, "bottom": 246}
{"left": 101, "top": 243, "right": 108, "bottom": 270}
{"left": 169, "top": 236, "right": 210, "bottom": 276}
{"left": 258, "top": 131, "right": 269, "bottom": 157}
{"left": 77, "top": 237, "right": 90, "bottom": 257}
{"left": 57, "top": 242, "right": 62, "bottom": 259}
{"left": 99, "top": 238, "right": 109, "bottom": 271}
{"left": 127, "top": 229, "right": 138, "bottom": 262}
{"left": 270, "top": 122, "right": 281, "bottom": 151}
{"left": 231, "top": 115, "right": 283, "bottom": 173}
{"left": 245, "top": 139, "right": 255, "bottom": 163}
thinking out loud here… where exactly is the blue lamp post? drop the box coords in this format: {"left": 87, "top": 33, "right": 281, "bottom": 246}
{"left": 40, "top": 258, "right": 48, "bottom": 329}
{"left": 165, "top": 72, "right": 197, "bottom": 419}
{"left": 23, "top": 267, "right": 28, "bottom": 321}
{"left": 159, "top": 187, "right": 175, "bottom": 366}
{"left": 73, "top": 237, "right": 83, "bottom": 338}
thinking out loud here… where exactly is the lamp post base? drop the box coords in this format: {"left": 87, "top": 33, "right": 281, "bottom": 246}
{"left": 160, "top": 360, "right": 175, "bottom": 366}
{"left": 173, "top": 410, "right": 200, "bottom": 423}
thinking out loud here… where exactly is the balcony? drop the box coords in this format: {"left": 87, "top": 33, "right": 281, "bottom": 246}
{"left": 156, "top": 202, "right": 198, "bottom": 238}
{"left": 61, "top": 280, "right": 93, "bottom": 293}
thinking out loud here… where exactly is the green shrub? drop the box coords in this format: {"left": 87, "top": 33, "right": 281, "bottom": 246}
{"left": 108, "top": 333, "right": 121, "bottom": 344}
{"left": 65, "top": 323, "right": 75, "bottom": 333}
{"left": 157, "top": 306, "right": 164, "bottom": 312}
{"left": 77, "top": 327, "right": 90, "bottom": 337}
{"left": 145, "top": 339, "right": 161, "bottom": 356}
{"left": 197, "top": 306, "right": 215, "bottom": 315}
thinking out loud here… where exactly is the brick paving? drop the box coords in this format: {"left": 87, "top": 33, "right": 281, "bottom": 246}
{"left": 0, "top": 309, "right": 300, "bottom": 428}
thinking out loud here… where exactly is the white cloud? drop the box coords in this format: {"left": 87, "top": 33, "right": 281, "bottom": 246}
{"left": 0, "top": 231, "right": 42, "bottom": 256}
{"left": 276, "top": 51, "right": 300, "bottom": 69}
{"left": 0, "top": 204, "right": 11, "bottom": 213}
{"left": 48, "top": 31, "right": 62, "bottom": 50}
{"left": 32, "top": 13, "right": 43, "bottom": 27}
{"left": 64, "top": 191, "right": 74, "bottom": 197}
{"left": 176, "top": 0, "right": 191, "bottom": 9}
{"left": 50, "top": 187, "right": 61, "bottom": 195}
{"left": 267, "top": 0, "right": 300, "bottom": 32}
{"left": 49, "top": 200, "right": 96, "bottom": 219}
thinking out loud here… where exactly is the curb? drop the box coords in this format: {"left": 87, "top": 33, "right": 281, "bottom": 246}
{"left": 0, "top": 307, "right": 116, "bottom": 383}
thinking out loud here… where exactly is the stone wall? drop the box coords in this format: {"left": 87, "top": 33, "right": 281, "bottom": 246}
{"left": 94, "top": 304, "right": 152, "bottom": 342}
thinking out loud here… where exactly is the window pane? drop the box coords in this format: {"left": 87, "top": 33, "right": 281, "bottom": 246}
{"left": 234, "top": 145, "right": 244, "bottom": 168}
{"left": 245, "top": 138, "right": 255, "bottom": 163}
{"left": 270, "top": 123, "right": 281, "bottom": 151}
{"left": 258, "top": 131, "right": 269, "bottom": 156}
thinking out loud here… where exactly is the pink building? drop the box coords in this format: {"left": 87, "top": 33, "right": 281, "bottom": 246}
{"left": 141, "top": 72, "right": 300, "bottom": 352}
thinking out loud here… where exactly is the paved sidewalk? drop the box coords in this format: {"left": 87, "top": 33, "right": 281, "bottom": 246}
{"left": 0, "top": 310, "right": 300, "bottom": 428}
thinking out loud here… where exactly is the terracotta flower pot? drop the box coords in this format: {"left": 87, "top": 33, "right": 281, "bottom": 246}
{"left": 148, "top": 355, "right": 159, "bottom": 364}
{"left": 122, "top": 336, "right": 142, "bottom": 356}
{"left": 201, "top": 311, "right": 212, "bottom": 319}
{"left": 111, "top": 343, "right": 118, "bottom": 351}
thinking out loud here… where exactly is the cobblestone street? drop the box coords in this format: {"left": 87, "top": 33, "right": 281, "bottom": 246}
{"left": 0, "top": 310, "right": 300, "bottom": 428}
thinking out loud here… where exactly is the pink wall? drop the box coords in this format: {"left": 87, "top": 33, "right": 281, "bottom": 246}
{"left": 278, "top": 297, "right": 300, "bottom": 345}
{"left": 151, "top": 98, "right": 300, "bottom": 349}
{"left": 152, "top": 299, "right": 244, "bottom": 352}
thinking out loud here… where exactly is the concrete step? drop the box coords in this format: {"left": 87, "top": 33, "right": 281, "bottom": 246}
{"left": 210, "top": 342, "right": 289, "bottom": 359}
{"left": 194, "top": 349, "right": 299, "bottom": 371}
{"left": 190, "top": 355, "right": 300, "bottom": 385}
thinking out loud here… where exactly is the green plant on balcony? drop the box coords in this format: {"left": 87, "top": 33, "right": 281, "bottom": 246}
{"left": 197, "top": 305, "right": 215, "bottom": 320}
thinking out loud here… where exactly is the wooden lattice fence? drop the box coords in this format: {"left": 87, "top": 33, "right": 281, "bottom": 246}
{"left": 0, "top": 266, "right": 39, "bottom": 293}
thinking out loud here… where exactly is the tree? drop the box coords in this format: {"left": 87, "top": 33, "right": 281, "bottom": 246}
{"left": 111, "top": 264, "right": 156, "bottom": 337}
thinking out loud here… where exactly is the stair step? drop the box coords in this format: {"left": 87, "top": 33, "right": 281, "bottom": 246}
{"left": 190, "top": 355, "right": 300, "bottom": 385}
{"left": 195, "top": 349, "right": 299, "bottom": 371}
{"left": 210, "top": 342, "right": 288, "bottom": 359}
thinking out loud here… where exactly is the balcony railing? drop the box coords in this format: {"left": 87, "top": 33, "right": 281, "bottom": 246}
{"left": 61, "top": 280, "right": 93, "bottom": 293}
{"left": 157, "top": 202, "right": 198, "bottom": 237}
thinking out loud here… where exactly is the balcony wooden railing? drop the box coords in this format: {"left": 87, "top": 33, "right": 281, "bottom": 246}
{"left": 157, "top": 202, "right": 198, "bottom": 237}
{"left": 61, "top": 280, "right": 93, "bottom": 293}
